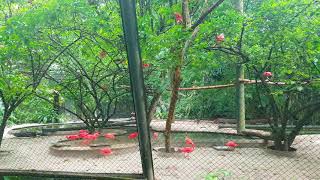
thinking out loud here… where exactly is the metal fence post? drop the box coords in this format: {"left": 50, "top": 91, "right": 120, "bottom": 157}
{"left": 119, "top": 0, "right": 155, "bottom": 179}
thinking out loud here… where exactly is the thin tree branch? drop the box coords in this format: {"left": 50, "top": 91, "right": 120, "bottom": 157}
{"left": 191, "top": 0, "right": 225, "bottom": 30}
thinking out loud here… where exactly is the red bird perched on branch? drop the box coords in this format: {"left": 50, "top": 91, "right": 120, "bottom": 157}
{"left": 263, "top": 71, "right": 272, "bottom": 77}
{"left": 143, "top": 63, "right": 150, "bottom": 68}
{"left": 104, "top": 133, "right": 116, "bottom": 140}
{"left": 174, "top": 12, "right": 183, "bottom": 24}
{"left": 66, "top": 134, "right": 80, "bottom": 141}
{"left": 100, "top": 147, "right": 113, "bottom": 156}
{"left": 128, "top": 132, "right": 139, "bottom": 139}
{"left": 225, "top": 141, "right": 239, "bottom": 148}
{"left": 216, "top": 33, "right": 225, "bottom": 43}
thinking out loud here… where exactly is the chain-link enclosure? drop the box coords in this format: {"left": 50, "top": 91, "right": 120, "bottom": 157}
{"left": 0, "top": 0, "right": 319, "bottom": 180}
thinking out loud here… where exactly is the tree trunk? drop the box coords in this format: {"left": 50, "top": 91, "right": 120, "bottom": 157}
{"left": 236, "top": 63, "right": 245, "bottom": 133}
{"left": 165, "top": 66, "right": 181, "bottom": 152}
{"left": 182, "top": 0, "right": 191, "bottom": 28}
{"left": 233, "top": 0, "right": 245, "bottom": 133}
{"left": 53, "top": 91, "right": 60, "bottom": 123}
{"left": 147, "top": 92, "right": 162, "bottom": 125}
{"left": 0, "top": 110, "right": 10, "bottom": 148}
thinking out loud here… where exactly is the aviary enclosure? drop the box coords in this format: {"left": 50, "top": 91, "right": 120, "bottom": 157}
{"left": 0, "top": 0, "right": 319, "bottom": 180}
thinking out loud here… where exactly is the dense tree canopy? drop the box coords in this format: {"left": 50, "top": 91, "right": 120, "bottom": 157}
{"left": 0, "top": 0, "right": 319, "bottom": 150}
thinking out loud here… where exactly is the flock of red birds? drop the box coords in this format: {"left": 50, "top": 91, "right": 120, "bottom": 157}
{"left": 66, "top": 130, "right": 159, "bottom": 156}
{"left": 179, "top": 137, "right": 239, "bottom": 158}
{"left": 66, "top": 130, "right": 240, "bottom": 157}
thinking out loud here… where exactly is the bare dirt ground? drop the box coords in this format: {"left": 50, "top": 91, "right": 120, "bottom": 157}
{"left": 2, "top": 123, "right": 320, "bottom": 179}
{"left": 1, "top": 134, "right": 320, "bottom": 180}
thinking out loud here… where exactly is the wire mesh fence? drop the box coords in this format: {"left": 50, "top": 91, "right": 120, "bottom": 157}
{"left": 0, "top": 119, "right": 144, "bottom": 178}
{"left": 1, "top": 116, "right": 320, "bottom": 180}
{"left": 150, "top": 119, "right": 320, "bottom": 180}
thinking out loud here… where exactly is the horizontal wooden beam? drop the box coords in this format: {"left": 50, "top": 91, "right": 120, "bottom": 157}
{"left": 177, "top": 79, "right": 287, "bottom": 91}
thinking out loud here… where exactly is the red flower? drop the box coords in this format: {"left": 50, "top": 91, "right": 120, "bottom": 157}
{"left": 153, "top": 132, "right": 159, "bottom": 140}
{"left": 263, "top": 71, "right": 272, "bottom": 77}
{"left": 225, "top": 141, "right": 239, "bottom": 148}
{"left": 174, "top": 12, "right": 183, "bottom": 24}
{"left": 66, "top": 135, "right": 80, "bottom": 141}
{"left": 100, "top": 147, "right": 113, "bottom": 156}
{"left": 104, "top": 133, "right": 116, "bottom": 140}
{"left": 143, "top": 63, "right": 150, "bottom": 68}
{"left": 128, "top": 132, "right": 139, "bottom": 139}
{"left": 216, "top": 33, "right": 225, "bottom": 42}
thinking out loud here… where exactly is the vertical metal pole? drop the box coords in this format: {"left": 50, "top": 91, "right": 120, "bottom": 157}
{"left": 119, "top": 1, "right": 155, "bottom": 180}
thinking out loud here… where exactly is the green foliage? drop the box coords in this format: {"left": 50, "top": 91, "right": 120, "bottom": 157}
{"left": 0, "top": 0, "right": 319, "bottom": 128}
{"left": 205, "top": 169, "right": 231, "bottom": 180}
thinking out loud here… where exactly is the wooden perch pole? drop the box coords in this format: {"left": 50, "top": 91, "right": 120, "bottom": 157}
{"left": 177, "top": 80, "right": 287, "bottom": 91}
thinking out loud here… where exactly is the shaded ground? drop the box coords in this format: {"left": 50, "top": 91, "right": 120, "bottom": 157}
{"left": 1, "top": 134, "right": 320, "bottom": 179}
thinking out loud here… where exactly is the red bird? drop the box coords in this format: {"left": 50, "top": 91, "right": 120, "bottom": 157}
{"left": 93, "top": 132, "right": 100, "bottom": 138}
{"left": 263, "top": 71, "right": 272, "bottom": 77}
{"left": 216, "top": 33, "right": 225, "bottom": 43}
{"left": 153, "top": 132, "right": 159, "bottom": 140}
{"left": 179, "top": 146, "right": 195, "bottom": 158}
{"left": 174, "top": 12, "right": 183, "bottom": 24}
{"left": 185, "top": 137, "right": 194, "bottom": 146}
{"left": 66, "top": 135, "right": 80, "bottom": 141}
{"left": 104, "top": 133, "right": 116, "bottom": 140}
{"left": 78, "top": 130, "right": 89, "bottom": 138}
{"left": 79, "top": 129, "right": 89, "bottom": 134}
{"left": 143, "top": 63, "right": 150, "bottom": 68}
{"left": 100, "top": 147, "right": 113, "bottom": 156}
{"left": 128, "top": 132, "right": 139, "bottom": 139}
{"left": 83, "top": 134, "right": 98, "bottom": 141}
{"left": 81, "top": 133, "right": 99, "bottom": 145}
{"left": 225, "top": 141, "right": 239, "bottom": 148}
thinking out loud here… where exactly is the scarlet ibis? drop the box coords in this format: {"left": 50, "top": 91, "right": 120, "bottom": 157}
{"left": 78, "top": 130, "right": 89, "bottom": 138}
{"left": 128, "top": 132, "right": 138, "bottom": 139}
{"left": 100, "top": 147, "right": 113, "bottom": 156}
{"left": 185, "top": 137, "right": 194, "bottom": 146}
{"left": 263, "top": 71, "right": 272, "bottom": 77}
{"left": 225, "top": 141, "right": 239, "bottom": 148}
{"left": 179, "top": 146, "right": 195, "bottom": 158}
{"left": 66, "top": 135, "right": 79, "bottom": 141}
{"left": 93, "top": 132, "right": 100, "bottom": 138}
{"left": 216, "top": 33, "right": 225, "bottom": 42}
{"left": 104, "top": 133, "right": 116, "bottom": 140}
{"left": 153, "top": 132, "right": 159, "bottom": 140}
{"left": 83, "top": 134, "right": 98, "bottom": 141}
{"left": 143, "top": 63, "right": 150, "bottom": 68}
{"left": 174, "top": 12, "right": 183, "bottom": 24}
